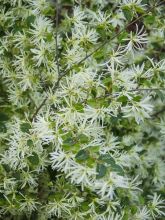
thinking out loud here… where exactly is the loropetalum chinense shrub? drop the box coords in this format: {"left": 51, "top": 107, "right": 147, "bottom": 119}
{"left": 0, "top": 0, "right": 165, "bottom": 219}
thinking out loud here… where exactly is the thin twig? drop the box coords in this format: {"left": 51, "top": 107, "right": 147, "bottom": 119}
{"left": 68, "top": 1, "right": 164, "bottom": 68}
{"left": 30, "top": 1, "right": 165, "bottom": 121}
{"left": 55, "top": 0, "right": 60, "bottom": 77}
{"left": 98, "top": 87, "right": 165, "bottom": 99}
{"left": 30, "top": 1, "right": 60, "bottom": 122}
{"left": 129, "top": 88, "right": 165, "bottom": 92}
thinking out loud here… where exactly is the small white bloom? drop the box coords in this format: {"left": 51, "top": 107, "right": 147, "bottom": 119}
{"left": 121, "top": 0, "right": 146, "bottom": 10}
{"left": 91, "top": 10, "right": 111, "bottom": 29}
{"left": 30, "top": 15, "right": 53, "bottom": 43}
{"left": 19, "top": 195, "right": 40, "bottom": 213}
{"left": 101, "top": 134, "right": 120, "bottom": 153}
{"left": 67, "top": 193, "right": 84, "bottom": 207}
{"left": 46, "top": 195, "right": 71, "bottom": 218}
{"left": 72, "top": 24, "right": 98, "bottom": 44}
{"left": 123, "top": 25, "right": 148, "bottom": 54}
{"left": 131, "top": 63, "right": 153, "bottom": 79}
{"left": 67, "top": 165, "right": 96, "bottom": 190}
{"left": 110, "top": 10, "right": 126, "bottom": 27}
{"left": 31, "top": 40, "right": 55, "bottom": 67}
{"left": 29, "top": 0, "right": 51, "bottom": 14}
{"left": 102, "top": 47, "right": 125, "bottom": 67}
{"left": 50, "top": 150, "right": 76, "bottom": 173}
{"left": 134, "top": 206, "right": 150, "bottom": 220}
{"left": 146, "top": 57, "right": 165, "bottom": 76}
{"left": 67, "top": 6, "right": 87, "bottom": 25}
{"left": 148, "top": 193, "right": 165, "bottom": 219}
{"left": 19, "top": 170, "right": 37, "bottom": 188}
{"left": 84, "top": 105, "right": 112, "bottom": 124}
{"left": 63, "top": 44, "right": 86, "bottom": 68}
{"left": 94, "top": 172, "right": 128, "bottom": 199}
{"left": 97, "top": 212, "right": 123, "bottom": 220}
{"left": 123, "top": 96, "right": 153, "bottom": 124}
{"left": 32, "top": 115, "right": 54, "bottom": 143}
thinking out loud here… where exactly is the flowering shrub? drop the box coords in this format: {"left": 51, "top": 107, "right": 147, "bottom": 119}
{"left": 0, "top": 0, "right": 165, "bottom": 219}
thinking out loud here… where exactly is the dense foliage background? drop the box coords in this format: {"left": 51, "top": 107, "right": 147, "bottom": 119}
{"left": 0, "top": 0, "right": 165, "bottom": 219}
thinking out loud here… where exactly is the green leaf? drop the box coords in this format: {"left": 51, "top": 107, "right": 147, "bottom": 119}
{"left": 141, "top": 0, "right": 148, "bottom": 4}
{"left": 0, "top": 122, "right": 7, "bottom": 133}
{"left": 91, "top": 88, "right": 97, "bottom": 98}
{"left": 144, "top": 15, "right": 155, "bottom": 24}
{"left": 75, "top": 149, "right": 89, "bottom": 161}
{"left": 118, "top": 31, "right": 128, "bottom": 43}
{"left": 103, "top": 77, "right": 112, "bottom": 86}
{"left": 27, "top": 139, "right": 33, "bottom": 147}
{"left": 0, "top": 193, "right": 6, "bottom": 206}
{"left": 96, "top": 163, "right": 107, "bottom": 179}
{"left": 0, "top": 112, "right": 9, "bottom": 121}
{"left": 28, "top": 152, "right": 39, "bottom": 166}
{"left": 63, "top": 136, "right": 74, "bottom": 146}
{"left": 99, "top": 153, "right": 116, "bottom": 166}
{"left": 88, "top": 97, "right": 109, "bottom": 108}
{"left": 134, "top": 5, "right": 145, "bottom": 14}
{"left": 81, "top": 201, "right": 90, "bottom": 211}
{"left": 123, "top": 8, "right": 133, "bottom": 21}
{"left": 43, "top": 7, "right": 55, "bottom": 16}
{"left": 118, "top": 95, "right": 128, "bottom": 103}
{"left": 78, "top": 134, "right": 89, "bottom": 144}
{"left": 20, "top": 123, "right": 31, "bottom": 133}
{"left": 139, "top": 195, "right": 145, "bottom": 205}
{"left": 46, "top": 33, "right": 53, "bottom": 42}
{"left": 13, "top": 171, "right": 21, "bottom": 180}
{"left": 99, "top": 154, "right": 124, "bottom": 176}
{"left": 131, "top": 205, "right": 138, "bottom": 214}
{"left": 73, "top": 103, "right": 84, "bottom": 113}
{"left": 26, "top": 15, "right": 35, "bottom": 26}
{"left": 88, "top": 145, "right": 100, "bottom": 153}
{"left": 94, "top": 49, "right": 104, "bottom": 59}
{"left": 122, "top": 211, "right": 129, "bottom": 220}
{"left": 133, "top": 95, "right": 141, "bottom": 102}
{"left": 2, "top": 164, "right": 10, "bottom": 172}
{"left": 62, "top": 133, "right": 75, "bottom": 151}
{"left": 111, "top": 164, "right": 125, "bottom": 176}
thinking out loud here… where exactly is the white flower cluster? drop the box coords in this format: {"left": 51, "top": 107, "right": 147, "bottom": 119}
{"left": 0, "top": 0, "right": 165, "bottom": 219}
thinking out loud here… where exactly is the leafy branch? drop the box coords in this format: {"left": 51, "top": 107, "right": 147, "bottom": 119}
{"left": 30, "top": 0, "right": 165, "bottom": 122}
